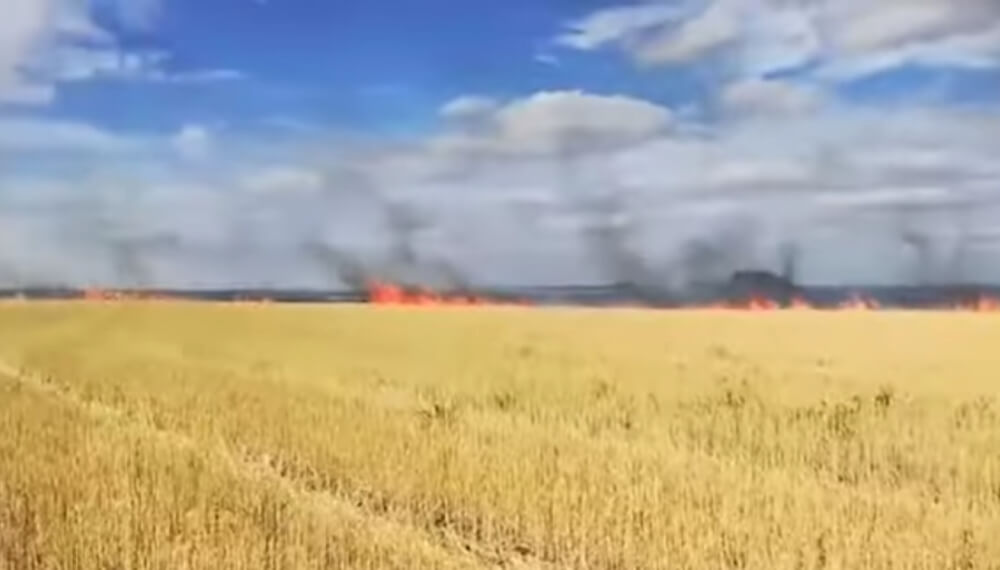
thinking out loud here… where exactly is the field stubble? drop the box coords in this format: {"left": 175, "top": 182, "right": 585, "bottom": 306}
{"left": 0, "top": 303, "right": 999, "bottom": 569}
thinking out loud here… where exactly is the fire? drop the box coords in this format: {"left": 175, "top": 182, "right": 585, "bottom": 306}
{"left": 234, "top": 295, "right": 275, "bottom": 304}
{"left": 696, "top": 296, "right": 782, "bottom": 311}
{"left": 838, "top": 294, "right": 880, "bottom": 311}
{"left": 366, "top": 281, "right": 527, "bottom": 307}
{"left": 16, "top": 283, "right": 996, "bottom": 312}
{"left": 81, "top": 288, "right": 178, "bottom": 303}
{"left": 84, "top": 288, "right": 129, "bottom": 301}
{"left": 788, "top": 297, "right": 814, "bottom": 310}
{"left": 747, "top": 296, "right": 779, "bottom": 311}
{"left": 959, "top": 295, "right": 1000, "bottom": 312}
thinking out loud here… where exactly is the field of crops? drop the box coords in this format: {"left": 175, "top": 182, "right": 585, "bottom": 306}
{"left": 1, "top": 302, "right": 999, "bottom": 569}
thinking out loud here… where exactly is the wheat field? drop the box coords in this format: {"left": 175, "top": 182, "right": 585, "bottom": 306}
{"left": 0, "top": 302, "right": 998, "bottom": 569}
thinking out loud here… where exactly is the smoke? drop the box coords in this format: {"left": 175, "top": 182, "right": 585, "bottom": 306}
{"left": 548, "top": 133, "right": 682, "bottom": 300}
{"left": 293, "top": 164, "right": 471, "bottom": 292}
{"left": 0, "top": 261, "right": 20, "bottom": 288}
{"left": 573, "top": 191, "right": 674, "bottom": 299}
{"left": 549, "top": 131, "right": 777, "bottom": 299}
{"left": 11, "top": 150, "right": 991, "bottom": 293}
{"left": 378, "top": 196, "right": 471, "bottom": 290}
{"left": 49, "top": 186, "right": 185, "bottom": 288}
{"left": 779, "top": 240, "right": 800, "bottom": 283}
{"left": 900, "top": 229, "right": 934, "bottom": 285}
{"left": 104, "top": 233, "right": 181, "bottom": 288}
{"left": 382, "top": 198, "right": 422, "bottom": 269}
{"left": 674, "top": 217, "right": 763, "bottom": 287}
{"left": 552, "top": 182, "right": 798, "bottom": 301}
{"left": 0, "top": 227, "right": 20, "bottom": 287}
{"left": 300, "top": 241, "right": 369, "bottom": 290}
{"left": 4, "top": 102, "right": 998, "bottom": 292}
{"left": 888, "top": 195, "right": 993, "bottom": 286}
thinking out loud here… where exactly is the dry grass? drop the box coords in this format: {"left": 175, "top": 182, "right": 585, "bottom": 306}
{"left": 0, "top": 302, "right": 999, "bottom": 569}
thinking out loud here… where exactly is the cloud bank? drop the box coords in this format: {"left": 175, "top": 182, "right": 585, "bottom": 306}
{"left": 1, "top": 0, "right": 240, "bottom": 105}
{"left": 556, "top": 0, "right": 1000, "bottom": 79}
{"left": 1, "top": 0, "right": 999, "bottom": 289}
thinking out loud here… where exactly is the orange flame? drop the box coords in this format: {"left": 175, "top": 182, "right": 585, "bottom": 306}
{"left": 838, "top": 294, "right": 880, "bottom": 311}
{"left": 958, "top": 295, "right": 1000, "bottom": 312}
{"left": 81, "top": 288, "right": 180, "bottom": 303}
{"left": 788, "top": 297, "right": 814, "bottom": 310}
{"left": 53, "top": 283, "right": 1000, "bottom": 312}
{"left": 366, "top": 281, "right": 528, "bottom": 307}
{"left": 694, "top": 296, "right": 784, "bottom": 311}
{"left": 747, "top": 296, "right": 780, "bottom": 311}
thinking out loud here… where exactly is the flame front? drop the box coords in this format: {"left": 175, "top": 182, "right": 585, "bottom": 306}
{"left": 366, "top": 281, "right": 527, "bottom": 307}
{"left": 8, "top": 283, "right": 997, "bottom": 312}
{"left": 960, "top": 296, "right": 1000, "bottom": 312}
{"left": 839, "top": 294, "right": 880, "bottom": 311}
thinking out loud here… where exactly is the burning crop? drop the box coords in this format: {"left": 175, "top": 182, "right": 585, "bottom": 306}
{"left": 8, "top": 278, "right": 1000, "bottom": 313}
{"left": 366, "top": 281, "right": 531, "bottom": 307}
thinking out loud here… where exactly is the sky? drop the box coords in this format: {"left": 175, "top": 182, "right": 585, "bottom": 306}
{"left": 1, "top": 0, "right": 999, "bottom": 289}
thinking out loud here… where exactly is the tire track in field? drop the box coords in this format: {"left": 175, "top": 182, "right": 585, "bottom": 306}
{"left": 0, "top": 357, "right": 558, "bottom": 570}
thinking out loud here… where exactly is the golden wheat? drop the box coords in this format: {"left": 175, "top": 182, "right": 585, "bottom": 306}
{"left": 0, "top": 302, "right": 998, "bottom": 569}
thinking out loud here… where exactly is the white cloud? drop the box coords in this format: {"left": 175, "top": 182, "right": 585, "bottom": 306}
{"left": 31, "top": 46, "right": 169, "bottom": 82}
{"left": 534, "top": 53, "right": 560, "bottom": 66}
{"left": 2, "top": 87, "right": 999, "bottom": 288}
{"left": 162, "top": 69, "right": 246, "bottom": 83}
{"left": 556, "top": 3, "right": 686, "bottom": 50}
{"left": 720, "top": 78, "right": 823, "bottom": 115}
{"left": 817, "top": 23, "right": 1000, "bottom": 80}
{"left": 349, "top": 93, "right": 1000, "bottom": 285}
{"left": 634, "top": 0, "right": 741, "bottom": 64}
{"left": 242, "top": 166, "right": 324, "bottom": 195}
{"left": 1, "top": 0, "right": 56, "bottom": 102}
{"left": 824, "top": 1, "right": 998, "bottom": 55}
{"left": 439, "top": 95, "right": 498, "bottom": 120}
{"left": 705, "top": 158, "right": 814, "bottom": 189}
{"left": 422, "top": 91, "right": 675, "bottom": 162}
{"left": 100, "top": 0, "right": 162, "bottom": 31}
{"left": 0, "top": 83, "right": 55, "bottom": 105}
{"left": 1, "top": 0, "right": 240, "bottom": 106}
{"left": 738, "top": 4, "right": 821, "bottom": 76}
{"left": 0, "top": 117, "right": 136, "bottom": 152}
{"left": 556, "top": 0, "right": 1000, "bottom": 80}
{"left": 172, "top": 124, "right": 212, "bottom": 160}
{"left": 27, "top": 43, "right": 247, "bottom": 85}
{"left": 488, "top": 90, "right": 672, "bottom": 154}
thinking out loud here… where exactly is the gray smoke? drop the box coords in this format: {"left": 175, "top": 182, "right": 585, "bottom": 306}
{"left": 575, "top": 191, "right": 672, "bottom": 297}
{"left": 550, "top": 133, "right": 683, "bottom": 300}
{"left": 779, "top": 240, "right": 800, "bottom": 283}
{"left": 675, "top": 217, "right": 763, "bottom": 288}
{"left": 551, "top": 131, "right": 779, "bottom": 299}
{"left": 301, "top": 241, "right": 370, "bottom": 290}
{"left": 900, "top": 229, "right": 934, "bottom": 285}
{"left": 295, "top": 167, "right": 471, "bottom": 292}
{"left": 382, "top": 198, "right": 422, "bottom": 269}
{"left": 378, "top": 196, "right": 470, "bottom": 290}
{"left": 5, "top": 138, "right": 997, "bottom": 292}
{"left": 0, "top": 260, "right": 20, "bottom": 289}
{"left": 557, "top": 186, "right": 790, "bottom": 301}
{"left": 57, "top": 190, "right": 185, "bottom": 288}
{"left": 105, "top": 233, "right": 181, "bottom": 288}
{"left": 889, "top": 196, "right": 986, "bottom": 286}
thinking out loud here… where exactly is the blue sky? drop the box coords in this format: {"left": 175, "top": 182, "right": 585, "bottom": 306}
{"left": 1, "top": 0, "right": 1000, "bottom": 288}
{"left": 44, "top": 0, "right": 715, "bottom": 133}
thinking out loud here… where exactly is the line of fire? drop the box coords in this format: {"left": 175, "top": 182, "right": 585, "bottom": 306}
{"left": 2, "top": 268, "right": 1000, "bottom": 311}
